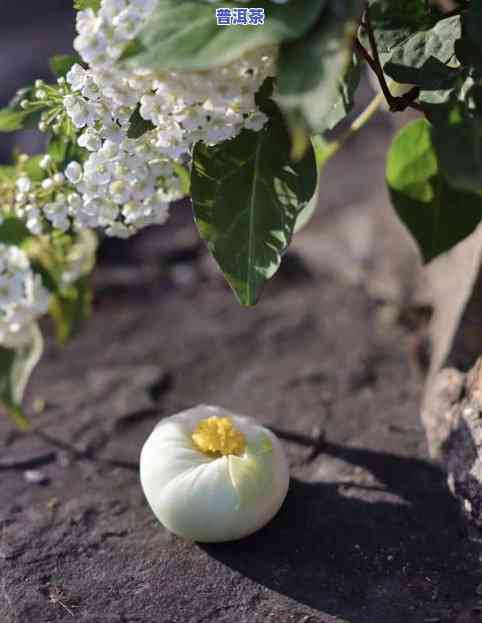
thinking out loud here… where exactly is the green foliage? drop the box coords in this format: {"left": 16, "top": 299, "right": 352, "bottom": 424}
{"left": 50, "top": 277, "right": 93, "bottom": 344}
{"left": 294, "top": 136, "right": 338, "bottom": 233}
{"left": 4, "top": 0, "right": 482, "bottom": 430}
{"left": 0, "top": 108, "right": 30, "bottom": 132}
{"left": 277, "top": 1, "right": 362, "bottom": 137}
{"left": 0, "top": 166, "right": 16, "bottom": 182}
{"left": 0, "top": 218, "right": 32, "bottom": 247}
{"left": 387, "top": 119, "right": 482, "bottom": 263}
{"left": 47, "top": 132, "right": 83, "bottom": 168}
{"left": 49, "top": 54, "right": 81, "bottom": 78}
{"left": 127, "top": 106, "right": 155, "bottom": 139}
{"left": 191, "top": 106, "right": 317, "bottom": 305}
{"left": 23, "top": 155, "right": 48, "bottom": 182}
{"left": 74, "top": 0, "right": 100, "bottom": 10}
{"left": 0, "top": 324, "right": 43, "bottom": 430}
{"left": 127, "top": 0, "right": 325, "bottom": 71}
{"left": 26, "top": 231, "right": 97, "bottom": 343}
{"left": 431, "top": 104, "right": 482, "bottom": 194}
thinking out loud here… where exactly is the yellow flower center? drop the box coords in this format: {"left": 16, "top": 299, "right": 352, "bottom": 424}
{"left": 192, "top": 416, "right": 246, "bottom": 457}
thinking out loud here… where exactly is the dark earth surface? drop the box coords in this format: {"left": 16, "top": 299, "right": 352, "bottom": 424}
{"left": 1, "top": 4, "right": 482, "bottom": 623}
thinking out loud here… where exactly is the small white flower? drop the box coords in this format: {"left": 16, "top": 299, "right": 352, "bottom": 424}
{"left": 53, "top": 173, "right": 66, "bottom": 186}
{"left": 0, "top": 245, "right": 51, "bottom": 346}
{"left": 66, "top": 64, "right": 89, "bottom": 91}
{"left": 65, "top": 162, "right": 83, "bottom": 184}
{"left": 39, "top": 155, "right": 53, "bottom": 170}
{"left": 16, "top": 177, "right": 32, "bottom": 194}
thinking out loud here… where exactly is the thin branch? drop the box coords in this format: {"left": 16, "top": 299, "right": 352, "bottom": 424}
{"left": 364, "top": 5, "right": 395, "bottom": 106}
{"left": 354, "top": 38, "right": 378, "bottom": 75}
{"left": 356, "top": 4, "right": 428, "bottom": 116}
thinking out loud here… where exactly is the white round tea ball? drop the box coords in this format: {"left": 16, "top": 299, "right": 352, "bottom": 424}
{"left": 140, "top": 405, "right": 290, "bottom": 542}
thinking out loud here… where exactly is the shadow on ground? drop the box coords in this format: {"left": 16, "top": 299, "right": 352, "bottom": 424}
{"left": 205, "top": 436, "right": 479, "bottom": 623}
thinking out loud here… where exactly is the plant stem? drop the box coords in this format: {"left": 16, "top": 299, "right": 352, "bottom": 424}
{"left": 355, "top": 3, "right": 426, "bottom": 115}
{"left": 324, "top": 92, "right": 384, "bottom": 161}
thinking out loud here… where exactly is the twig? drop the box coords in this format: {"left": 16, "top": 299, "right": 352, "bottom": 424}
{"left": 356, "top": 3, "right": 427, "bottom": 115}
{"left": 364, "top": 6, "right": 395, "bottom": 106}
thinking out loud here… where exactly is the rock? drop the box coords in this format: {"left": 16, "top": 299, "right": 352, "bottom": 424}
{"left": 421, "top": 225, "right": 482, "bottom": 525}
{"left": 423, "top": 358, "right": 482, "bottom": 527}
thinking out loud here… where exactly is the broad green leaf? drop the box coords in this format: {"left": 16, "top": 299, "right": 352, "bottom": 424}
{"left": 0, "top": 323, "right": 43, "bottom": 430}
{"left": 359, "top": 0, "right": 440, "bottom": 66}
{"left": 128, "top": 0, "right": 326, "bottom": 71}
{"left": 294, "top": 136, "right": 338, "bottom": 233}
{"left": 431, "top": 103, "right": 482, "bottom": 194}
{"left": 322, "top": 54, "right": 362, "bottom": 132}
{"left": 387, "top": 119, "right": 482, "bottom": 263}
{"left": 384, "top": 15, "right": 462, "bottom": 85}
{"left": 277, "top": 0, "right": 362, "bottom": 136}
{"left": 0, "top": 218, "right": 31, "bottom": 246}
{"left": 191, "top": 108, "right": 317, "bottom": 305}
{"left": 49, "top": 54, "right": 81, "bottom": 78}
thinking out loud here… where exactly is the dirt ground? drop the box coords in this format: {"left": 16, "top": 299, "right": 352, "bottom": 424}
{"left": 1, "top": 105, "right": 481, "bottom": 623}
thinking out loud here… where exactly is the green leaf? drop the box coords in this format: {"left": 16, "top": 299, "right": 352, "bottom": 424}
{"left": 191, "top": 106, "right": 317, "bottom": 305}
{"left": 47, "top": 130, "right": 84, "bottom": 168}
{"left": 0, "top": 324, "right": 43, "bottom": 430}
{"left": 74, "top": 0, "right": 100, "bottom": 10}
{"left": 294, "top": 136, "right": 338, "bottom": 233}
{"left": 23, "top": 155, "right": 47, "bottom": 182}
{"left": 0, "top": 218, "right": 31, "bottom": 246}
{"left": 128, "top": 0, "right": 326, "bottom": 71}
{"left": 127, "top": 106, "right": 155, "bottom": 139}
{"left": 359, "top": 0, "right": 439, "bottom": 66}
{"left": 50, "top": 277, "right": 93, "bottom": 344}
{"left": 49, "top": 54, "right": 81, "bottom": 78}
{"left": 387, "top": 118, "right": 482, "bottom": 263}
{"left": 431, "top": 103, "right": 482, "bottom": 194}
{"left": 277, "top": 1, "right": 362, "bottom": 135}
{"left": 383, "top": 15, "right": 462, "bottom": 85}
{"left": 173, "top": 163, "right": 191, "bottom": 196}
{"left": 0, "top": 108, "right": 29, "bottom": 132}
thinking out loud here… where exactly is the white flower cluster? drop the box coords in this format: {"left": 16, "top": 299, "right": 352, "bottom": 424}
{"left": 57, "top": 0, "right": 276, "bottom": 238}
{"left": 14, "top": 165, "right": 70, "bottom": 236}
{"left": 0, "top": 245, "right": 51, "bottom": 348}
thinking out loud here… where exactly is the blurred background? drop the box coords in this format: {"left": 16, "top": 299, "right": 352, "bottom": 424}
{"left": 0, "top": 0, "right": 75, "bottom": 163}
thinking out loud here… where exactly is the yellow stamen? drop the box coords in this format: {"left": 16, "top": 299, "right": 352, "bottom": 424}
{"left": 192, "top": 416, "right": 246, "bottom": 457}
